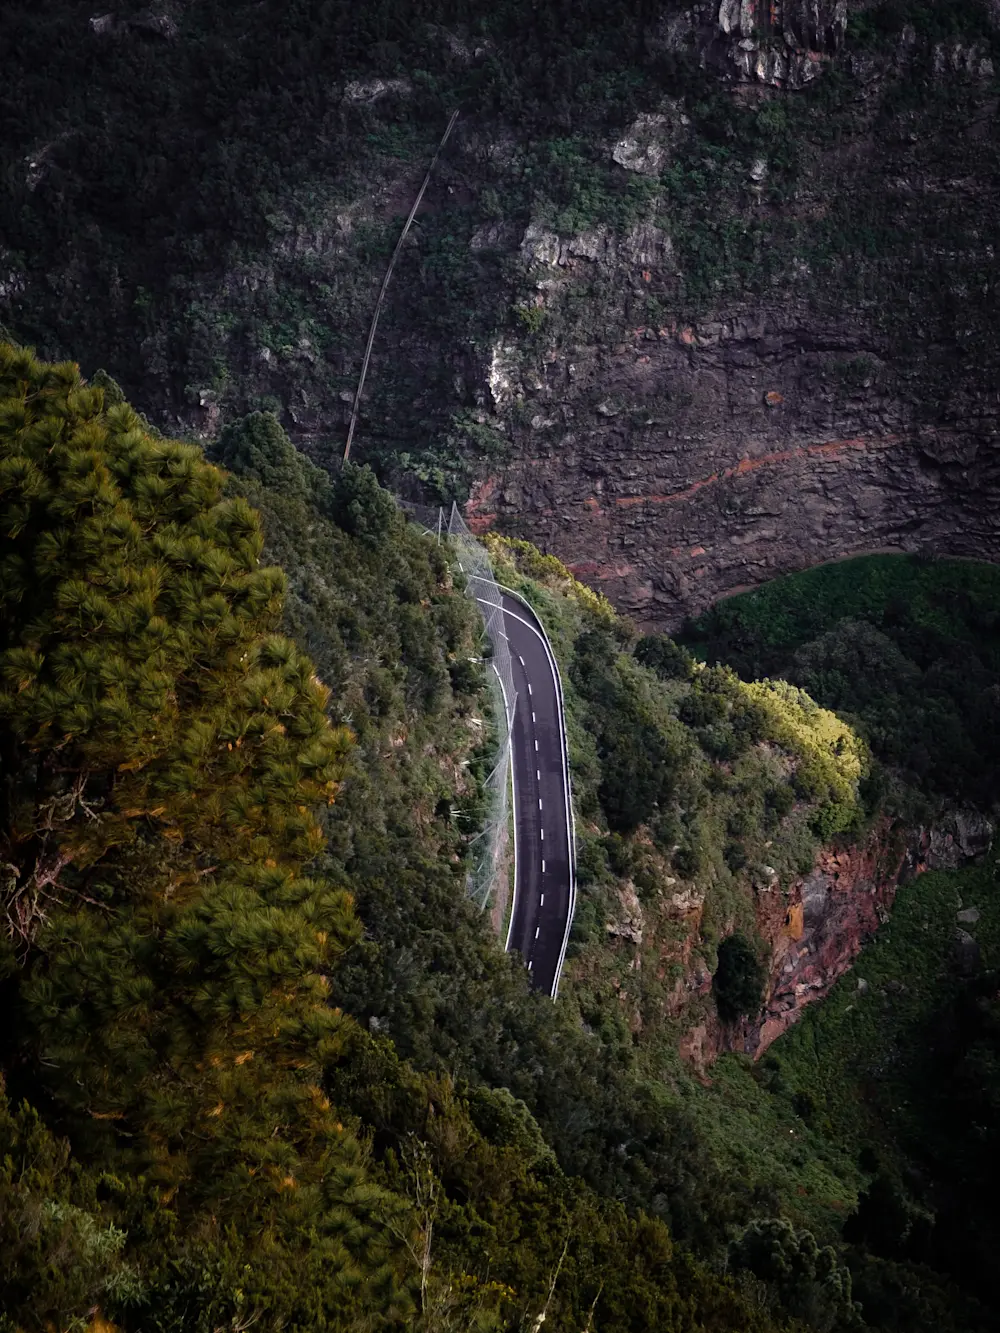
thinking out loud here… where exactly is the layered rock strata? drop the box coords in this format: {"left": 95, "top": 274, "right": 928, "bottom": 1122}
{"left": 460, "top": 2, "right": 1000, "bottom": 629}
{"left": 668, "top": 810, "right": 994, "bottom": 1070}
{"left": 469, "top": 310, "right": 1000, "bottom": 630}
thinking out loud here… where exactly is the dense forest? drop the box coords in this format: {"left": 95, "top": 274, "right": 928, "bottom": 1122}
{"left": 1, "top": 345, "right": 998, "bottom": 1331}
{"left": 684, "top": 556, "right": 1000, "bottom": 814}
{"left": 0, "top": 343, "right": 802, "bottom": 1332}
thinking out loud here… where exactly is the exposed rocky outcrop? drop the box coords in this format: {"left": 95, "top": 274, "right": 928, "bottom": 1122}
{"left": 458, "top": 4, "right": 1000, "bottom": 630}
{"left": 606, "top": 878, "right": 646, "bottom": 946}
{"left": 654, "top": 0, "right": 849, "bottom": 90}
{"left": 342, "top": 77, "right": 413, "bottom": 105}
{"left": 613, "top": 106, "right": 691, "bottom": 175}
{"left": 21, "top": 3, "right": 996, "bottom": 589}
{"left": 468, "top": 304, "right": 1000, "bottom": 628}
{"left": 593, "top": 807, "right": 993, "bottom": 1073}
{"left": 89, "top": 10, "right": 178, "bottom": 39}
{"left": 682, "top": 809, "right": 994, "bottom": 1067}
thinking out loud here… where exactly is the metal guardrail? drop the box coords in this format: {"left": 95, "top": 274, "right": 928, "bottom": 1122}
{"left": 399, "top": 500, "right": 576, "bottom": 994}
{"left": 397, "top": 499, "right": 515, "bottom": 912}
{"left": 447, "top": 503, "right": 517, "bottom": 913}
{"left": 487, "top": 581, "right": 577, "bottom": 1000}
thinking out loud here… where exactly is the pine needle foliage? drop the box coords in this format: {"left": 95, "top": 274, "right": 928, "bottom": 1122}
{"left": 0, "top": 342, "right": 352, "bottom": 940}
{"left": 0, "top": 346, "right": 412, "bottom": 1327}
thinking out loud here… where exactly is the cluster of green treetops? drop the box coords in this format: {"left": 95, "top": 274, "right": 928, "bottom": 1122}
{"left": 0, "top": 344, "right": 809, "bottom": 1331}
{"left": 685, "top": 555, "right": 1000, "bottom": 817}
{"left": 4, "top": 345, "right": 996, "bottom": 1333}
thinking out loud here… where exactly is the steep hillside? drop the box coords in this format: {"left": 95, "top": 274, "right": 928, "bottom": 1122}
{"left": 762, "top": 859, "right": 1000, "bottom": 1328}
{"left": 0, "top": 345, "right": 801, "bottom": 1333}
{"left": 686, "top": 553, "right": 1000, "bottom": 810}
{"left": 2, "top": 347, "right": 997, "bottom": 1330}
{"left": 684, "top": 554, "right": 1000, "bottom": 1325}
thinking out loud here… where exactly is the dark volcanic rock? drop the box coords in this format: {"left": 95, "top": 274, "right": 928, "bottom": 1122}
{"left": 470, "top": 303, "right": 1000, "bottom": 627}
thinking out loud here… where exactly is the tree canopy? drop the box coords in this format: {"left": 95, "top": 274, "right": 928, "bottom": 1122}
{"left": 0, "top": 347, "right": 802, "bottom": 1333}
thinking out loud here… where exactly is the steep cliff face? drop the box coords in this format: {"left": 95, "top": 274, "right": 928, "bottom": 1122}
{"left": 3, "top": 4, "right": 997, "bottom": 595}
{"left": 463, "top": 4, "right": 1000, "bottom": 627}
{"left": 469, "top": 315, "right": 1000, "bottom": 627}
{"left": 603, "top": 808, "right": 994, "bottom": 1071}
{"left": 746, "top": 808, "right": 993, "bottom": 1054}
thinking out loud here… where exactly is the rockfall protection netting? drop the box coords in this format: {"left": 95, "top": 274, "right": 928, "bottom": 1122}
{"left": 398, "top": 501, "right": 515, "bottom": 913}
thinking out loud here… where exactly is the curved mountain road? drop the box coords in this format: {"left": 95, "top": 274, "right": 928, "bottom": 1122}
{"left": 470, "top": 580, "right": 576, "bottom": 997}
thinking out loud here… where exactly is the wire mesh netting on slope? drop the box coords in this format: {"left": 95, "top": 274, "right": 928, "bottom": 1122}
{"left": 397, "top": 500, "right": 515, "bottom": 915}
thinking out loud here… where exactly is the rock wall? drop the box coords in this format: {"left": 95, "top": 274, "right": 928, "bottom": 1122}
{"left": 678, "top": 809, "right": 994, "bottom": 1070}
{"left": 462, "top": 4, "right": 1000, "bottom": 630}
{"left": 469, "top": 308, "right": 1000, "bottom": 628}
{"left": 591, "top": 808, "right": 993, "bottom": 1072}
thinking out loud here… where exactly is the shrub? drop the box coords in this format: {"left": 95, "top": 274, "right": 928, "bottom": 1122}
{"left": 214, "top": 410, "right": 331, "bottom": 504}
{"left": 329, "top": 462, "right": 400, "bottom": 547}
{"left": 673, "top": 841, "right": 704, "bottom": 880}
{"left": 729, "top": 1217, "right": 862, "bottom": 1332}
{"left": 714, "top": 931, "right": 767, "bottom": 1022}
{"left": 635, "top": 634, "right": 695, "bottom": 681}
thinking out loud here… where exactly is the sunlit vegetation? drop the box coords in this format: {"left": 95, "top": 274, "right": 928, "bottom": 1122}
{"left": 684, "top": 555, "right": 1000, "bottom": 811}
{"left": 0, "top": 345, "right": 813, "bottom": 1331}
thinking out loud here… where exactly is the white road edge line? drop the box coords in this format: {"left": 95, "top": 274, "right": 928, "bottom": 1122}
{"left": 493, "top": 664, "right": 520, "bottom": 956}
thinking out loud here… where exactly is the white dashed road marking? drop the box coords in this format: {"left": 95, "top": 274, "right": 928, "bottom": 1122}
{"left": 535, "top": 926, "right": 540, "bottom": 939}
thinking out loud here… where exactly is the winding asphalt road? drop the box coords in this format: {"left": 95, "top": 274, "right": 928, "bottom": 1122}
{"left": 471, "top": 581, "right": 576, "bottom": 997}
